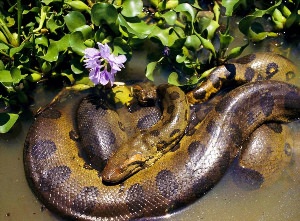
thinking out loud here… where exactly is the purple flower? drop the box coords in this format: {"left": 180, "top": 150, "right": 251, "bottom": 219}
{"left": 83, "top": 43, "right": 127, "bottom": 86}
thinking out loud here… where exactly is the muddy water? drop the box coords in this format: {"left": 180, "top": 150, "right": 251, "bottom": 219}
{"left": 1, "top": 44, "right": 300, "bottom": 221}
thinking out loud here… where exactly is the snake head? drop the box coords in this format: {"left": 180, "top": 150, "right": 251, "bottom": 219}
{"left": 101, "top": 142, "right": 150, "bottom": 183}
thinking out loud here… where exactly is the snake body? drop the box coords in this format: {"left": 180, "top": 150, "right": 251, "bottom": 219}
{"left": 24, "top": 53, "right": 300, "bottom": 220}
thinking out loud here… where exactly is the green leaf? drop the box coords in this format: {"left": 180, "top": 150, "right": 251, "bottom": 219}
{"left": 64, "top": 11, "right": 86, "bottom": 32}
{"left": 66, "top": 1, "right": 91, "bottom": 12}
{"left": 11, "top": 67, "right": 26, "bottom": 84}
{"left": 91, "top": 3, "right": 118, "bottom": 26}
{"left": 9, "top": 42, "right": 26, "bottom": 57}
{"left": 222, "top": 0, "right": 240, "bottom": 16}
{"left": 168, "top": 72, "right": 182, "bottom": 86}
{"left": 121, "top": 0, "right": 143, "bottom": 17}
{"left": 74, "top": 25, "right": 93, "bottom": 40}
{"left": 226, "top": 42, "right": 249, "bottom": 60}
{"left": 0, "top": 113, "right": 19, "bottom": 133}
{"left": 69, "top": 31, "right": 87, "bottom": 56}
{"left": 149, "top": 26, "right": 179, "bottom": 46}
{"left": 0, "top": 70, "right": 12, "bottom": 82}
{"left": 175, "top": 3, "right": 196, "bottom": 22}
{"left": 185, "top": 35, "right": 201, "bottom": 50}
{"left": 238, "top": 0, "right": 282, "bottom": 41}
{"left": 146, "top": 61, "right": 158, "bottom": 81}
{"left": 162, "top": 11, "right": 177, "bottom": 25}
{"left": 118, "top": 15, "right": 155, "bottom": 39}
{"left": 40, "top": 40, "right": 59, "bottom": 62}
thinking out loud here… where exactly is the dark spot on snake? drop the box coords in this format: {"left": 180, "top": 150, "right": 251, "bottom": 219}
{"left": 31, "top": 140, "right": 57, "bottom": 160}
{"left": 156, "top": 170, "right": 179, "bottom": 199}
{"left": 170, "top": 129, "right": 181, "bottom": 138}
{"left": 232, "top": 166, "right": 264, "bottom": 190}
{"left": 137, "top": 114, "right": 160, "bottom": 130}
{"left": 128, "top": 102, "right": 142, "bottom": 113}
{"left": 265, "top": 62, "right": 279, "bottom": 79}
{"left": 71, "top": 186, "right": 100, "bottom": 214}
{"left": 150, "top": 129, "right": 160, "bottom": 137}
{"left": 234, "top": 54, "right": 256, "bottom": 64}
{"left": 284, "top": 91, "right": 300, "bottom": 110}
{"left": 187, "top": 141, "right": 206, "bottom": 166}
{"left": 125, "top": 183, "right": 145, "bottom": 217}
{"left": 209, "top": 73, "right": 221, "bottom": 89}
{"left": 206, "top": 120, "right": 216, "bottom": 134}
{"left": 284, "top": 142, "right": 292, "bottom": 156}
{"left": 215, "top": 95, "right": 231, "bottom": 113}
{"left": 185, "top": 127, "right": 196, "bottom": 136}
{"left": 260, "top": 91, "right": 274, "bottom": 117}
{"left": 228, "top": 124, "right": 243, "bottom": 146}
{"left": 224, "top": 64, "right": 236, "bottom": 80}
{"left": 118, "top": 121, "right": 125, "bottom": 131}
{"left": 167, "top": 104, "right": 175, "bottom": 114}
{"left": 39, "top": 165, "right": 71, "bottom": 192}
{"left": 193, "top": 88, "right": 206, "bottom": 100}
{"left": 169, "top": 91, "right": 180, "bottom": 100}
{"left": 247, "top": 112, "right": 255, "bottom": 125}
{"left": 217, "top": 150, "right": 231, "bottom": 175}
{"left": 157, "top": 140, "right": 168, "bottom": 151}
{"left": 40, "top": 108, "right": 61, "bottom": 119}
{"left": 266, "top": 123, "right": 282, "bottom": 133}
{"left": 244, "top": 67, "right": 255, "bottom": 81}
{"left": 286, "top": 71, "right": 296, "bottom": 81}
{"left": 69, "top": 130, "right": 80, "bottom": 141}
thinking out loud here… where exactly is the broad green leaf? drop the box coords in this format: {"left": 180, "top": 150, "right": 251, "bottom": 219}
{"left": 0, "top": 70, "right": 12, "bottom": 82}
{"left": 118, "top": 15, "right": 155, "bottom": 39}
{"left": 0, "top": 113, "right": 19, "bottom": 133}
{"left": 222, "top": 0, "right": 240, "bottom": 16}
{"left": 91, "top": 3, "right": 118, "bottom": 26}
{"left": 0, "top": 60, "right": 4, "bottom": 70}
{"left": 0, "top": 43, "right": 9, "bottom": 50}
{"left": 149, "top": 26, "right": 179, "bottom": 46}
{"left": 35, "top": 36, "right": 48, "bottom": 47}
{"left": 121, "top": 0, "right": 143, "bottom": 17}
{"left": 168, "top": 72, "right": 182, "bottom": 86}
{"left": 64, "top": 11, "right": 86, "bottom": 32}
{"left": 11, "top": 67, "right": 26, "bottom": 84}
{"left": 185, "top": 35, "right": 201, "bottom": 50}
{"left": 74, "top": 25, "right": 93, "bottom": 40}
{"left": 175, "top": 3, "right": 196, "bottom": 22}
{"left": 226, "top": 42, "right": 249, "bottom": 60}
{"left": 239, "top": 0, "right": 282, "bottom": 40}
{"left": 66, "top": 1, "right": 90, "bottom": 12}
{"left": 146, "top": 61, "right": 158, "bottom": 81}
{"left": 9, "top": 42, "right": 26, "bottom": 57}
{"left": 162, "top": 11, "right": 177, "bottom": 25}
{"left": 69, "top": 31, "right": 87, "bottom": 56}
{"left": 56, "top": 34, "right": 70, "bottom": 51}
{"left": 40, "top": 40, "right": 59, "bottom": 62}
{"left": 219, "top": 33, "right": 234, "bottom": 50}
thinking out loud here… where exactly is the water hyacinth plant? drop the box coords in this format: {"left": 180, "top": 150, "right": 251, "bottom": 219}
{"left": 84, "top": 43, "right": 127, "bottom": 86}
{"left": 0, "top": 0, "right": 300, "bottom": 133}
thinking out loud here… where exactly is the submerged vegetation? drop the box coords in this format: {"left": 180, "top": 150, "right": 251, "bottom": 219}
{"left": 0, "top": 0, "right": 300, "bottom": 133}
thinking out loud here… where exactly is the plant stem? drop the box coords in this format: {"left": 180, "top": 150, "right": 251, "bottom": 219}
{"left": 17, "top": 0, "right": 22, "bottom": 45}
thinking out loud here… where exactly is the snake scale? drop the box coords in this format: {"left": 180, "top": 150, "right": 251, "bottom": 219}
{"left": 24, "top": 53, "right": 300, "bottom": 220}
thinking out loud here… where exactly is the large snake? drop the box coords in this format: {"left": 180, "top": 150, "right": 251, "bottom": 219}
{"left": 24, "top": 53, "right": 300, "bottom": 220}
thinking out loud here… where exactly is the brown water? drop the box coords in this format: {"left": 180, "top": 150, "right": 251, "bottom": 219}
{"left": 1, "top": 42, "right": 300, "bottom": 221}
